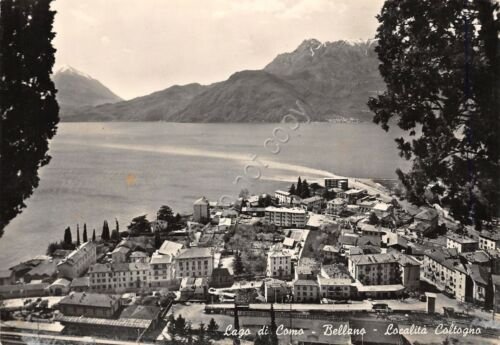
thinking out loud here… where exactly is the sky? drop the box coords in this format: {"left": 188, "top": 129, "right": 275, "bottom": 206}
{"left": 52, "top": 0, "right": 385, "bottom": 100}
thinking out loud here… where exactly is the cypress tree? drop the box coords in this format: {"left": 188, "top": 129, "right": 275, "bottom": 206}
{"left": 101, "top": 220, "right": 110, "bottom": 241}
{"left": 63, "top": 227, "right": 72, "bottom": 245}
{"left": 82, "top": 223, "right": 88, "bottom": 242}
{"left": 92, "top": 229, "right": 96, "bottom": 242}
{"left": 0, "top": 0, "right": 59, "bottom": 236}
{"left": 76, "top": 225, "right": 80, "bottom": 246}
{"left": 288, "top": 184, "right": 296, "bottom": 195}
{"left": 296, "top": 177, "right": 303, "bottom": 197}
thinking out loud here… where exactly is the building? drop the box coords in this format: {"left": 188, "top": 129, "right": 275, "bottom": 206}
{"left": 493, "top": 275, "right": 500, "bottom": 314}
{"left": 275, "top": 190, "right": 292, "bottom": 204}
{"left": 446, "top": 234, "right": 479, "bottom": 253}
{"left": 70, "top": 277, "right": 90, "bottom": 292}
{"left": 129, "top": 251, "right": 149, "bottom": 263}
{"left": 372, "top": 202, "right": 393, "bottom": 218}
{"left": 210, "top": 267, "right": 234, "bottom": 288}
{"left": 318, "top": 277, "right": 352, "bottom": 300}
{"left": 295, "top": 258, "right": 321, "bottom": 280}
{"left": 193, "top": 196, "right": 210, "bottom": 223}
{"left": 468, "top": 264, "right": 491, "bottom": 306}
{"left": 158, "top": 240, "right": 184, "bottom": 257}
{"left": 358, "top": 223, "right": 389, "bottom": 238}
{"left": 0, "top": 269, "right": 15, "bottom": 286}
{"left": 179, "top": 277, "right": 208, "bottom": 300}
{"left": 111, "top": 246, "right": 130, "bottom": 263}
{"left": 414, "top": 208, "right": 439, "bottom": 231}
{"left": 0, "top": 282, "right": 49, "bottom": 299}
{"left": 88, "top": 262, "right": 151, "bottom": 292}
{"left": 149, "top": 253, "right": 176, "bottom": 287}
{"left": 175, "top": 247, "right": 214, "bottom": 279}
{"left": 267, "top": 248, "right": 293, "bottom": 279}
{"left": 57, "top": 292, "right": 121, "bottom": 318}
{"left": 57, "top": 242, "right": 97, "bottom": 279}
{"left": 265, "top": 206, "right": 307, "bottom": 228}
{"left": 326, "top": 198, "right": 346, "bottom": 216}
{"left": 479, "top": 231, "right": 500, "bottom": 251}
{"left": 422, "top": 248, "right": 471, "bottom": 302}
{"left": 264, "top": 279, "right": 290, "bottom": 303}
{"left": 300, "top": 196, "right": 325, "bottom": 211}
{"left": 324, "top": 178, "right": 348, "bottom": 190}
{"left": 343, "top": 189, "right": 367, "bottom": 204}
{"left": 293, "top": 279, "right": 319, "bottom": 302}
{"left": 49, "top": 278, "right": 71, "bottom": 296}
{"left": 348, "top": 253, "right": 420, "bottom": 291}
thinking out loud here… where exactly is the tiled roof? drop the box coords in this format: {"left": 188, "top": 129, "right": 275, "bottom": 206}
{"left": 177, "top": 247, "right": 213, "bottom": 259}
{"left": 59, "top": 292, "right": 120, "bottom": 308}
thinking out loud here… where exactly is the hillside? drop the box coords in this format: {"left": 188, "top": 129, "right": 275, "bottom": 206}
{"left": 264, "top": 39, "right": 384, "bottom": 119}
{"left": 54, "top": 65, "right": 122, "bottom": 112}
{"left": 174, "top": 70, "right": 314, "bottom": 122}
{"left": 59, "top": 39, "right": 383, "bottom": 122}
{"left": 62, "top": 83, "right": 207, "bottom": 122}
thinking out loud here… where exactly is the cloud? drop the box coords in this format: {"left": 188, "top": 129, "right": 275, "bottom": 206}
{"left": 212, "top": 0, "right": 340, "bottom": 19}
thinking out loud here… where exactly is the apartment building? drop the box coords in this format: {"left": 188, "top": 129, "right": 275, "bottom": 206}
{"left": 265, "top": 207, "right": 307, "bottom": 228}
{"left": 348, "top": 253, "right": 420, "bottom": 290}
{"left": 267, "top": 248, "right": 293, "bottom": 279}
{"left": 88, "top": 262, "right": 150, "bottom": 292}
{"left": 175, "top": 247, "right": 214, "bottom": 279}
{"left": 446, "top": 234, "right": 479, "bottom": 253}
{"left": 57, "top": 242, "right": 97, "bottom": 279}
{"left": 326, "top": 198, "right": 346, "bottom": 216}
{"left": 479, "top": 231, "right": 500, "bottom": 251}
{"left": 274, "top": 190, "right": 292, "bottom": 204}
{"left": 423, "top": 248, "right": 470, "bottom": 302}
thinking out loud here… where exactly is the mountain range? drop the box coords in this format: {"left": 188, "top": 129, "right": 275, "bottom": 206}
{"left": 56, "top": 39, "right": 384, "bottom": 122}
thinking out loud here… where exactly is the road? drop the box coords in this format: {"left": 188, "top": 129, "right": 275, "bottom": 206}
{"left": 0, "top": 331, "right": 156, "bottom": 345}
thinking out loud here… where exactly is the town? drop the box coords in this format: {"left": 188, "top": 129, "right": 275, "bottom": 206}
{"left": 1, "top": 176, "right": 500, "bottom": 345}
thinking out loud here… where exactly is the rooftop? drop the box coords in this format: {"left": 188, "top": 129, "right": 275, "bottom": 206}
{"left": 59, "top": 292, "right": 120, "bottom": 308}
{"left": 446, "top": 233, "right": 478, "bottom": 244}
{"left": 158, "top": 240, "right": 184, "bottom": 256}
{"left": 57, "top": 242, "right": 96, "bottom": 267}
{"left": 275, "top": 190, "right": 290, "bottom": 196}
{"left": 265, "top": 206, "right": 306, "bottom": 214}
{"left": 415, "top": 208, "right": 439, "bottom": 221}
{"left": 293, "top": 279, "right": 318, "bottom": 286}
{"left": 480, "top": 230, "right": 500, "bottom": 241}
{"left": 349, "top": 253, "right": 400, "bottom": 266}
{"left": 120, "top": 304, "right": 161, "bottom": 320}
{"left": 177, "top": 247, "right": 213, "bottom": 260}
{"left": 194, "top": 196, "right": 209, "bottom": 205}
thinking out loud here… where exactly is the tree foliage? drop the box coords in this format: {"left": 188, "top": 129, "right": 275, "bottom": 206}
{"left": 0, "top": 0, "right": 59, "bottom": 236}
{"left": 233, "top": 250, "right": 244, "bottom": 275}
{"left": 368, "top": 0, "right": 499, "bottom": 226}
{"left": 63, "top": 227, "right": 72, "bottom": 245}
{"left": 101, "top": 220, "right": 110, "bottom": 241}
{"left": 128, "top": 215, "right": 151, "bottom": 235}
{"left": 82, "top": 223, "right": 88, "bottom": 243}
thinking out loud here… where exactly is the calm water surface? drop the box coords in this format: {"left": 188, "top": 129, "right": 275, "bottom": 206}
{"left": 0, "top": 122, "right": 409, "bottom": 268}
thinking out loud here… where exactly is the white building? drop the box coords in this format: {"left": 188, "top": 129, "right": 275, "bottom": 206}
{"left": 57, "top": 242, "right": 97, "bottom": 279}
{"left": 265, "top": 207, "right": 306, "bottom": 228}
{"left": 423, "top": 248, "right": 470, "bottom": 302}
{"left": 326, "top": 198, "right": 346, "bottom": 216}
{"left": 267, "top": 248, "right": 293, "bottom": 279}
{"left": 446, "top": 234, "right": 478, "bottom": 253}
{"left": 193, "top": 197, "right": 210, "bottom": 223}
{"left": 88, "top": 262, "right": 151, "bottom": 292}
{"left": 275, "top": 190, "right": 292, "bottom": 204}
{"left": 479, "top": 231, "right": 500, "bottom": 251}
{"left": 150, "top": 253, "right": 176, "bottom": 287}
{"left": 175, "top": 247, "right": 214, "bottom": 279}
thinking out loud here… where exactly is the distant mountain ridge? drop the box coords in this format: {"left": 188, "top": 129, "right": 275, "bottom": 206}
{"left": 54, "top": 65, "right": 122, "bottom": 112}
{"left": 59, "top": 39, "right": 384, "bottom": 122}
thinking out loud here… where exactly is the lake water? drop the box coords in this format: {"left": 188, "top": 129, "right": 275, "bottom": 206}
{"left": 0, "top": 122, "right": 409, "bottom": 268}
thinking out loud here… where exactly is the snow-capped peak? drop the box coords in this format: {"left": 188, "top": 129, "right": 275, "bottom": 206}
{"left": 56, "top": 64, "right": 93, "bottom": 79}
